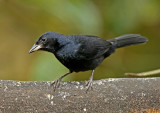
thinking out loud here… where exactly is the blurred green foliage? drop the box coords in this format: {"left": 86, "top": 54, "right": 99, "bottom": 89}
{"left": 0, "top": 0, "right": 160, "bottom": 81}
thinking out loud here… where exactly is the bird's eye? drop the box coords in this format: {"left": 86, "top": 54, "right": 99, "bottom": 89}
{"left": 41, "top": 38, "right": 46, "bottom": 42}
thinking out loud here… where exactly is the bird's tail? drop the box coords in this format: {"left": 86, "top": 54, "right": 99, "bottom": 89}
{"left": 107, "top": 34, "right": 148, "bottom": 48}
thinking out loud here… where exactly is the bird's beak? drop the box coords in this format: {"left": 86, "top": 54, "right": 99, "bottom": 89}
{"left": 29, "top": 44, "right": 42, "bottom": 53}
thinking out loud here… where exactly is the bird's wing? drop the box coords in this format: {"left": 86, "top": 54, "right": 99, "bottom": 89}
{"left": 75, "top": 35, "right": 112, "bottom": 60}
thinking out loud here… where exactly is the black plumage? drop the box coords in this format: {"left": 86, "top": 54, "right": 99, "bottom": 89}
{"left": 29, "top": 31, "right": 147, "bottom": 91}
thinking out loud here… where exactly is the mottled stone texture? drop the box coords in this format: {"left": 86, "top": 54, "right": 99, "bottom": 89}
{"left": 0, "top": 78, "right": 160, "bottom": 113}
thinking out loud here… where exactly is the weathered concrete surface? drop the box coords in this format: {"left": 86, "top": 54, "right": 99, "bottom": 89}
{"left": 0, "top": 78, "right": 160, "bottom": 113}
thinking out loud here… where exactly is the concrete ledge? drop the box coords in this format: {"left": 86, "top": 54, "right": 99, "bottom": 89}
{"left": 0, "top": 78, "right": 160, "bottom": 112}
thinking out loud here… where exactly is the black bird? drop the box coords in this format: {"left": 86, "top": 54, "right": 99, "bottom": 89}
{"left": 29, "top": 31, "right": 147, "bottom": 91}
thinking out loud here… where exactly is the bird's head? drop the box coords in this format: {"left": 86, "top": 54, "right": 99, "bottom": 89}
{"left": 29, "top": 32, "right": 60, "bottom": 54}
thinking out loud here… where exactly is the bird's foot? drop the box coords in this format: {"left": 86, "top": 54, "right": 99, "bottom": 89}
{"left": 50, "top": 71, "right": 72, "bottom": 91}
{"left": 86, "top": 78, "right": 93, "bottom": 93}
{"left": 85, "top": 70, "right": 94, "bottom": 93}
{"left": 51, "top": 77, "right": 62, "bottom": 91}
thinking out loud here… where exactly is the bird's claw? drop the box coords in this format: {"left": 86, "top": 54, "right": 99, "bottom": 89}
{"left": 50, "top": 72, "right": 72, "bottom": 92}
{"left": 51, "top": 78, "right": 62, "bottom": 91}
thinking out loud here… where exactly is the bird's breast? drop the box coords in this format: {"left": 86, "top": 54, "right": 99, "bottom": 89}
{"left": 54, "top": 51, "right": 104, "bottom": 72}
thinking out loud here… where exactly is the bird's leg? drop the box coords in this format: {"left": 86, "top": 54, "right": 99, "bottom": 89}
{"left": 51, "top": 71, "right": 72, "bottom": 91}
{"left": 86, "top": 70, "right": 95, "bottom": 92}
